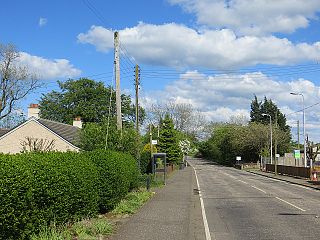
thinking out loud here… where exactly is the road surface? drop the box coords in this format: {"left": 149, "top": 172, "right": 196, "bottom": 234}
{"left": 189, "top": 158, "right": 320, "bottom": 240}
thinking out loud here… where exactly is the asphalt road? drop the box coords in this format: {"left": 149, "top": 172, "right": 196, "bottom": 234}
{"left": 188, "top": 158, "right": 320, "bottom": 240}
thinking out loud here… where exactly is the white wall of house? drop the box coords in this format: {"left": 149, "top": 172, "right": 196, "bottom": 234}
{"left": 0, "top": 120, "right": 79, "bottom": 154}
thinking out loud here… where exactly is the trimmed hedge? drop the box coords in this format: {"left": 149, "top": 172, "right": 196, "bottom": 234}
{"left": 85, "top": 150, "right": 139, "bottom": 213}
{"left": 0, "top": 150, "right": 139, "bottom": 240}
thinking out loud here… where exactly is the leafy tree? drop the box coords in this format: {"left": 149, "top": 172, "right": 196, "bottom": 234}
{"left": 199, "top": 122, "right": 291, "bottom": 165}
{"left": 39, "top": 78, "right": 145, "bottom": 125}
{"left": 0, "top": 43, "right": 39, "bottom": 120}
{"left": 158, "top": 115, "right": 182, "bottom": 164}
{"left": 79, "top": 118, "right": 139, "bottom": 157}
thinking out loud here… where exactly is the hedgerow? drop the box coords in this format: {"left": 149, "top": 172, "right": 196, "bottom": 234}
{"left": 85, "top": 150, "right": 139, "bottom": 213}
{"left": 0, "top": 150, "right": 139, "bottom": 240}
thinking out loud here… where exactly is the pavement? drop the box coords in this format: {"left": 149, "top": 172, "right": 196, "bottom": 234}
{"left": 246, "top": 169, "right": 320, "bottom": 190}
{"left": 108, "top": 165, "right": 206, "bottom": 240}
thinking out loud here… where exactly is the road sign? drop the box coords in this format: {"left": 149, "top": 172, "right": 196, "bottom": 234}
{"left": 236, "top": 156, "right": 241, "bottom": 161}
{"left": 275, "top": 154, "right": 280, "bottom": 158}
{"left": 152, "top": 140, "right": 158, "bottom": 145}
{"left": 294, "top": 150, "right": 301, "bottom": 159}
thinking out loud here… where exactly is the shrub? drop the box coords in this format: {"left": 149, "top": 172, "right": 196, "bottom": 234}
{"left": 84, "top": 150, "right": 139, "bottom": 213}
{"left": 140, "top": 143, "right": 157, "bottom": 174}
{"left": 0, "top": 150, "right": 139, "bottom": 239}
{"left": 0, "top": 152, "right": 99, "bottom": 240}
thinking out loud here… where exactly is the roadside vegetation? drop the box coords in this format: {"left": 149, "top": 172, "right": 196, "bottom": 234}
{"left": 0, "top": 77, "right": 199, "bottom": 239}
{"left": 199, "top": 96, "right": 292, "bottom": 165}
{"left": 30, "top": 189, "right": 154, "bottom": 240}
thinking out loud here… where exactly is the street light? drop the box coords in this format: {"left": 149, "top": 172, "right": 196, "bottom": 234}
{"left": 262, "top": 113, "right": 272, "bottom": 165}
{"left": 290, "top": 92, "right": 307, "bottom": 168}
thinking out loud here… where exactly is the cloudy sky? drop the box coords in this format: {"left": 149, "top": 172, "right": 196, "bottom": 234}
{"left": 1, "top": 0, "right": 320, "bottom": 142}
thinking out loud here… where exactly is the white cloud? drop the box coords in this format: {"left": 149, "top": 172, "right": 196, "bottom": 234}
{"left": 77, "top": 25, "right": 114, "bottom": 52}
{"left": 17, "top": 52, "right": 81, "bottom": 80}
{"left": 168, "top": 0, "right": 320, "bottom": 35}
{"left": 78, "top": 23, "right": 320, "bottom": 69}
{"left": 141, "top": 71, "right": 320, "bottom": 141}
{"left": 39, "top": 17, "right": 47, "bottom": 27}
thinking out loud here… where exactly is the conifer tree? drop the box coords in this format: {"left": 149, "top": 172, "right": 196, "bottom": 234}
{"left": 158, "top": 114, "right": 182, "bottom": 164}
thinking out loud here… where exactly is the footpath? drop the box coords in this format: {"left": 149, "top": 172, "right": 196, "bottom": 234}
{"left": 247, "top": 169, "right": 320, "bottom": 190}
{"left": 109, "top": 165, "right": 206, "bottom": 240}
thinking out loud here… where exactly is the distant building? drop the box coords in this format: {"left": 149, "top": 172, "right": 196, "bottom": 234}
{"left": 0, "top": 104, "right": 82, "bottom": 154}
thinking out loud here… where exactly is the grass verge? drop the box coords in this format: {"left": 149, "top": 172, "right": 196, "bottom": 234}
{"left": 112, "top": 189, "right": 154, "bottom": 215}
{"left": 31, "top": 188, "right": 155, "bottom": 240}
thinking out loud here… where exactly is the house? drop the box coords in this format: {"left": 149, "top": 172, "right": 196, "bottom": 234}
{"left": 0, "top": 104, "right": 82, "bottom": 154}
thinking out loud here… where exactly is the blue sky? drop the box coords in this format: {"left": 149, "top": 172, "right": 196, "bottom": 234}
{"left": 2, "top": 0, "right": 320, "bottom": 142}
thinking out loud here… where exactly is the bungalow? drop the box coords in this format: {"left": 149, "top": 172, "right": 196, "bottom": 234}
{"left": 0, "top": 104, "right": 81, "bottom": 154}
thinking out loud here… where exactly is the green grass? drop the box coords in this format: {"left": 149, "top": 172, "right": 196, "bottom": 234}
{"left": 31, "top": 218, "right": 113, "bottom": 240}
{"left": 112, "top": 189, "right": 154, "bottom": 215}
{"left": 70, "top": 218, "right": 113, "bottom": 239}
{"left": 30, "top": 226, "right": 71, "bottom": 240}
{"left": 31, "top": 189, "right": 154, "bottom": 240}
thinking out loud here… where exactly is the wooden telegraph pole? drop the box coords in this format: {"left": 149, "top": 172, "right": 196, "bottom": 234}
{"left": 114, "top": 31, "right": 122, "bottom": 131}
{"left": 135, "top": 64, "right": 141, "bottom": 169}
{"left": 135, "top": 65, "right": 140, "bottom": 133}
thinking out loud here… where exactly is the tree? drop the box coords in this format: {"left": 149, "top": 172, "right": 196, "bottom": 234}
{"left": 20, "top": 137, "right": 55, "bottom": 153}
{"left": 199, "top": 122, "right": 291, "bottom": 165}
{"left": 250, "top": 95, "right": 262, "bottom": 123}
{"left": 146, "top": 102, "right": 206, "bottom": 139}
{"left": 39, "top": 78, "right": 145, "bottom": 125}
{"left": 158, "top": 115, "right": 182, "bottom": 164}
{"left": 79, "top": 118, "right": 139, "bottom": 157}
{"left": 0, "top": 43, "right": 39, "bottom": 120}
{"left": 250, "top": 95, "right": 290, "bottom": 132}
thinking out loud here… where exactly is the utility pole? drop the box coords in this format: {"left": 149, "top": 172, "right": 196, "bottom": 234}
{"left": 274, "top": 113, "right": 278, "bottom": 175}
{"left": 297, "top": 120, "right": 300, "bottom": 151}
{"left": 114, "top": 31, "right": 122, "bottom": 131}
{"left": 135, "top": 65, "right": 140, "bottom": 133}
{"left": 135, "top": 64, "right": 141, "bottom": 169}
{"left": 150, "top": 124, "right": 153, "bottom": 165}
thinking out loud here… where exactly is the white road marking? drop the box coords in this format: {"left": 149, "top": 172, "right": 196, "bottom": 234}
{"left": 275, "top": 197, "right": 306, "bottom": 212}
{"left": 237, "top": 179, "right": 248, "bottom": 184}
{"left": 251, "top": 185, "right": 267, "bottom": 194}
{"left": 192, "top": 164, "right": 213, "bottom": 240}
{"left": 223, "top": 172, "right": 237, "bottom": 179}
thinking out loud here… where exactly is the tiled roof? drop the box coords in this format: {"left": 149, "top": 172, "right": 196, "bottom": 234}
{"left": 37, "top": 119, "right": 80, "bottom": 146}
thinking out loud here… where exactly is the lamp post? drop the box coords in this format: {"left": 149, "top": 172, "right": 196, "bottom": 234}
{"left": 262, "top": 113, "right": 273, "bottom": 166}
{"left": 290, "top": 92, "right": 307, "bottom": 168}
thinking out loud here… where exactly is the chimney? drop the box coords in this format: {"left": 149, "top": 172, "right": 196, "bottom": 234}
{"left": 73, "top": 117, "right": 82, "bottom": 129}
{"left": 28, "top": 103, "right": 40, "bottom": 119}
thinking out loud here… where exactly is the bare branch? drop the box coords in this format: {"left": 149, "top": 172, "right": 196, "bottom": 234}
{"left": 0, "top": 43, "right": 40, "bottom": 120}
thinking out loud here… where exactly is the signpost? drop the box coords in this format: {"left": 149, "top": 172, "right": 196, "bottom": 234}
{"left": 294, "top": 150, "right": 300, "bottom": 166}
{"left": 152, "top": 140, "right": 158, "bottom": 145}
{"left": 236, "top": 156, "right": 241, "bottom": 165}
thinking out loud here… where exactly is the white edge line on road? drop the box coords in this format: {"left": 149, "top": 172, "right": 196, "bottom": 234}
{"left": 251, "top": 185, "right": 267, "bottom": 194}
{"left": 192, "top": 165, "right": 213, "bottom": 240}
{"left": 275, "top": 197, "right": 306, "bottom": 212}
{"left": 237, "top": 179, "right": 247, "bottom": 184}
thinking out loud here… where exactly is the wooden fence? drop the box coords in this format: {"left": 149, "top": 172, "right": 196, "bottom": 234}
{"left": 266, "top": 164, "right": 310, "bottom": 178}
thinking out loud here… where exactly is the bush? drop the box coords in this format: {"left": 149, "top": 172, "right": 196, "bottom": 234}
{"left": 139, "top": 143, "right": 157, "bottom": 174}
{"left": 0, "top": 150, "right": 139, "bottom": 239}
{"left": 84, "top": 150, "right": 139, "bottom": 213}
{"left": 0, "top": 152, "right": 100, "bottom": 240}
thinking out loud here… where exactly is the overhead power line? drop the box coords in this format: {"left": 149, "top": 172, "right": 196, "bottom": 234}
{"left": 82, "top": 0, "right": 110, "bottom": 28}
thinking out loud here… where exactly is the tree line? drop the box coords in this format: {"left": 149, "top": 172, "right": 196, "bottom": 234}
{"left": 199, "top": 96, "right": 291, "bottom": 165}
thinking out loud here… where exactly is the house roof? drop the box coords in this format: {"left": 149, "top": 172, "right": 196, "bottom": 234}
{"left": 0, "top": 118, "right": 81, "bottom": 148}
{"left": 0, "top": 128, "right": 10, "bottom": 137}
{"left": 37, "top": 118, "right": 80, "bottom": 146}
